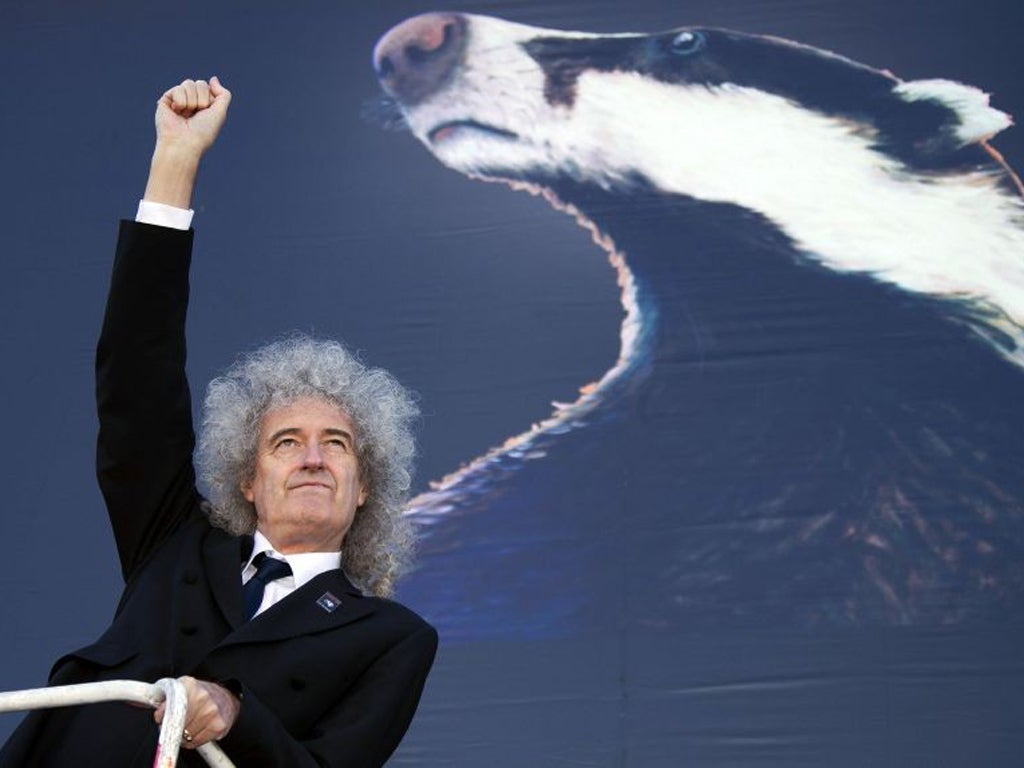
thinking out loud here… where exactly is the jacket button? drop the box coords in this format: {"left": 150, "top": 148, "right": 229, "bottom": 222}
{"left": 290, "top": 678, "right": 306, "bottom": 691}
{"left": 182, "top": 571, "right": 199, "bottom": 585}
{"left": 180, "top": 625, "right": 198, "bottom": 636}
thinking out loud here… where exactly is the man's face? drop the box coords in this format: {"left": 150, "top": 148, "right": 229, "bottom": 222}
{"left": 242, "top": 396, "right": 368, "bottom": 554}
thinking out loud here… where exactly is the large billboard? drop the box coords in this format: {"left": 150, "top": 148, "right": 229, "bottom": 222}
{"left": 2, "top": 1, "right": 1022, "bottom": 765}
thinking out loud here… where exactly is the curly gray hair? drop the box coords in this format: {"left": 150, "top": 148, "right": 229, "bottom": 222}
{"left": 196, "top": 335, "right": 419, "bottom": 598}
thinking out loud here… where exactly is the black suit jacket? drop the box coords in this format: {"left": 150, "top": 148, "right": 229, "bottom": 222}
{"left": 0, "top": 221, "right": 437, "bottom": 768}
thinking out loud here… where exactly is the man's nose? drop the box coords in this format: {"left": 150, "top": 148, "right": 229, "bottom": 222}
{"left": 301, "top": 442, "right": 325, "bottom": 468}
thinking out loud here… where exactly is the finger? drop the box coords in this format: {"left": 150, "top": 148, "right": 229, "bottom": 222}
{"left": 162, "top": 84, "right": 186, "bottom": 114}
{"left": 209, "top": 76, "right": 232, "bottom": 111}
{"left": 174, "top": 81, "right": 193, "bottom": 113}
{"left": 183, "top": 709, "right": 217, "bottom": 748}
{"left": 183, "top": 79, "right": 198, "bottom": 113}
{"left": 153, "top": 701, "right": 165, "bottom": 724}
{"left": 186, "top": 722, "right": 214, "bottom": 747}
{"left": 190, "top": 710, "right": 232, "bottom": 747}
{"left": 182, "top": 723, "right": 200, "bottom": 749}
{"left": 195, "top": 79, "right": 211, "bottom": 110}
{"left": 180, "top": 677, "right": 210, "bottom": 732}
{"left": 177, "top": 677, "right": 238, "bottom": 744}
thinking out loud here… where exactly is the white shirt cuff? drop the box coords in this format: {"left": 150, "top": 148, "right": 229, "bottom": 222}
{"left": 135, "top": 200, "right": 194, "bottom": 230}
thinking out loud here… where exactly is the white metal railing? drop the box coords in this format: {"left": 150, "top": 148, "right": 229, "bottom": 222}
{"left": 0, "top": 679, "right": 235, "bottom": 767}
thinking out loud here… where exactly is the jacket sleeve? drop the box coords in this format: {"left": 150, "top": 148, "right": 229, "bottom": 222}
{"left": 218, "top": 623, "right": 439, "bottom": 768}
{"left": 95, "top": 220, "right": 203, "bottom": 581}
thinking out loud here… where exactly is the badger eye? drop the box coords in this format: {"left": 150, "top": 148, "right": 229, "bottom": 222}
{"left": 670, "top": 30, "right": 705, "bottom": 55}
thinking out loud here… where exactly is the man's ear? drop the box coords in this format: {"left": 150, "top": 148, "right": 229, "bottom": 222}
{"left": 358, "top": 484, "right": 368, "bottom": 507}
{"left": 241, "top": 479, "right": 255, "bottom": 503}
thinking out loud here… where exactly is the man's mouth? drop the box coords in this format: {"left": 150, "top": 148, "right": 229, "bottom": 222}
{"left": 290, "top": 480, "right": 332, "bottom": 490}
{"left": 428, "top": 119, "right": 518, "bottom": 144}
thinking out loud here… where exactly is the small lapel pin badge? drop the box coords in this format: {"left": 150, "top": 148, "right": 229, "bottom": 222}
{"left": 317, "top": 592, "right": 342, "bottom": 613}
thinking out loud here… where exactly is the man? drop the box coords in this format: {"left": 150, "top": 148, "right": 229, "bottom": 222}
{"left": 0, "top": 77, "right": 436, "bottom": 767}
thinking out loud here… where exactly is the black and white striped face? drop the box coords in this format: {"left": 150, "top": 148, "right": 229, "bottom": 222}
{"left": 375, "top": 13, "right": 1024, "bottom": 364}
{"left": 374, "top": 13, "right": 1010, "bottom": 187}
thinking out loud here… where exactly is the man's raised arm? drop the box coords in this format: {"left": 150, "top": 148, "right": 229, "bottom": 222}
{"left": 97, "top": 77, "right": 232, "bottom": 580}
{"left": 144, "top": 76, "right": 231, "bottom": 209}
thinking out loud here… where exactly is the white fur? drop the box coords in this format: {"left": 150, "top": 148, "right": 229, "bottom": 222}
{"left": 895, "top": 79, "right": 1012, "bottom": 144}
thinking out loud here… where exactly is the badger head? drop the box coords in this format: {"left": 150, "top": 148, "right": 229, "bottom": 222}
{"left": 374, "top": 13, "right": 1024, "bottom": 365}
{"left": 375, "top": 13, "right": 1012, "bottom": 183}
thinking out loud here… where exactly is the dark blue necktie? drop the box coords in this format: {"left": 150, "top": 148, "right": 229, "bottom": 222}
{"left": 243, "top": 553, "right": 293, "bottom": 620}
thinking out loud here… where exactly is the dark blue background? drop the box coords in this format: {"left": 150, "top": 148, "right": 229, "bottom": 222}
{"left": 2, "top": 1, "right": 1022, "bottom": 764}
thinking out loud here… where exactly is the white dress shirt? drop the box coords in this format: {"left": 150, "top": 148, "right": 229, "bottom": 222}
{"left": 241, "top": 532, "right": 343, "bottom": 618}
{"left": 135, "top": 199, "right": 193, "bottom": 230}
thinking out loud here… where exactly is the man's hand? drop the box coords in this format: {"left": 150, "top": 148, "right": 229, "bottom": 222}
{"left": 155, "top": 77, "right": 231, "bottom": 155}
{"left": 153, "top": 676, "right": 240, "bottom": 749}
{"left": 143, "top": 76, "right": 232, "bottom": 209}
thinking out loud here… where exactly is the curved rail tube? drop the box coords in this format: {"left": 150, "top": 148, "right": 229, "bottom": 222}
{"left": 0, "top": 679, "right": 236, "bottom": 767}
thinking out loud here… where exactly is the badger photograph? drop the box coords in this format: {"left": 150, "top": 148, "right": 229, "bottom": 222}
{"left": 0, "top": 1, "right": 1022, "bottom": 766}
{"left": 375, "top": 11, "right": 1024, "bottom": 631}
{"left": 371, "top": 8, "right": 1024, "bottom": 765}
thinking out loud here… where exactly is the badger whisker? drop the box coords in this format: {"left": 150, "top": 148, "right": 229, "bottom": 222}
{"left": 360, "top": 95, "right": 408, "bottom": 131}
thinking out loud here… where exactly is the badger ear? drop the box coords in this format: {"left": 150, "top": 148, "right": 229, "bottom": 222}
{"left": 893, "top": 79, "right": 1012, "bottom": 146}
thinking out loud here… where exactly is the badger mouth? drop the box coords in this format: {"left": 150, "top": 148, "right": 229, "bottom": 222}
{"left": 428, "top": 119, "right": 519, "bottom": 144}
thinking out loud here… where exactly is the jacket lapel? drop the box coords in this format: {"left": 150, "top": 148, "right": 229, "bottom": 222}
{"left": 215, "top": 569, "right": 375, "bottom": 648}
{"left": 202, "top": 531, "right": 251, "bottom": 629}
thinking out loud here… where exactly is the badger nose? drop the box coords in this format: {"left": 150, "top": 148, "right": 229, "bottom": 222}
{"left": 373, "top": 13, "right": 466, "bottom": 106}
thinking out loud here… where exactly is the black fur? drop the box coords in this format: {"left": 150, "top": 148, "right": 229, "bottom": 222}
{"left": 407, "top": 175, "right": 1024, "bottom": 628}
{"left": 523, "top": 28, "right": 998, "bottom": 173}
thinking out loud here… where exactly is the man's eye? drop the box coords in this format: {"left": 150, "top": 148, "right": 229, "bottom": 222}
{"left": 323, "top": 438, "right": 349, "bottom": 452}
{"left": 274, "top": 438, "right": 300, "bottom": 451}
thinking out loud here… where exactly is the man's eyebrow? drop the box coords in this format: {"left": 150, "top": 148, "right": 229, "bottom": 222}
{"left": 266, "top": 427, "right": 355, "bottom": 443}
{"left": 323, "top": 427, "right": 355, "bottom": 443}
{"left": 267, "top": 427, "right": 301, "bottom": 444}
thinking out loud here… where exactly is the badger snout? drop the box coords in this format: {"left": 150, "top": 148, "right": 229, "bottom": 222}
{"left": 374, "top": 12, "right": 467, "bottom": 106}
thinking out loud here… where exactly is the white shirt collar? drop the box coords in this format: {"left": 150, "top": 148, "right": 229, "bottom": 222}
{"left": 244, "top": 530, "right": 342, "bottom": 590}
